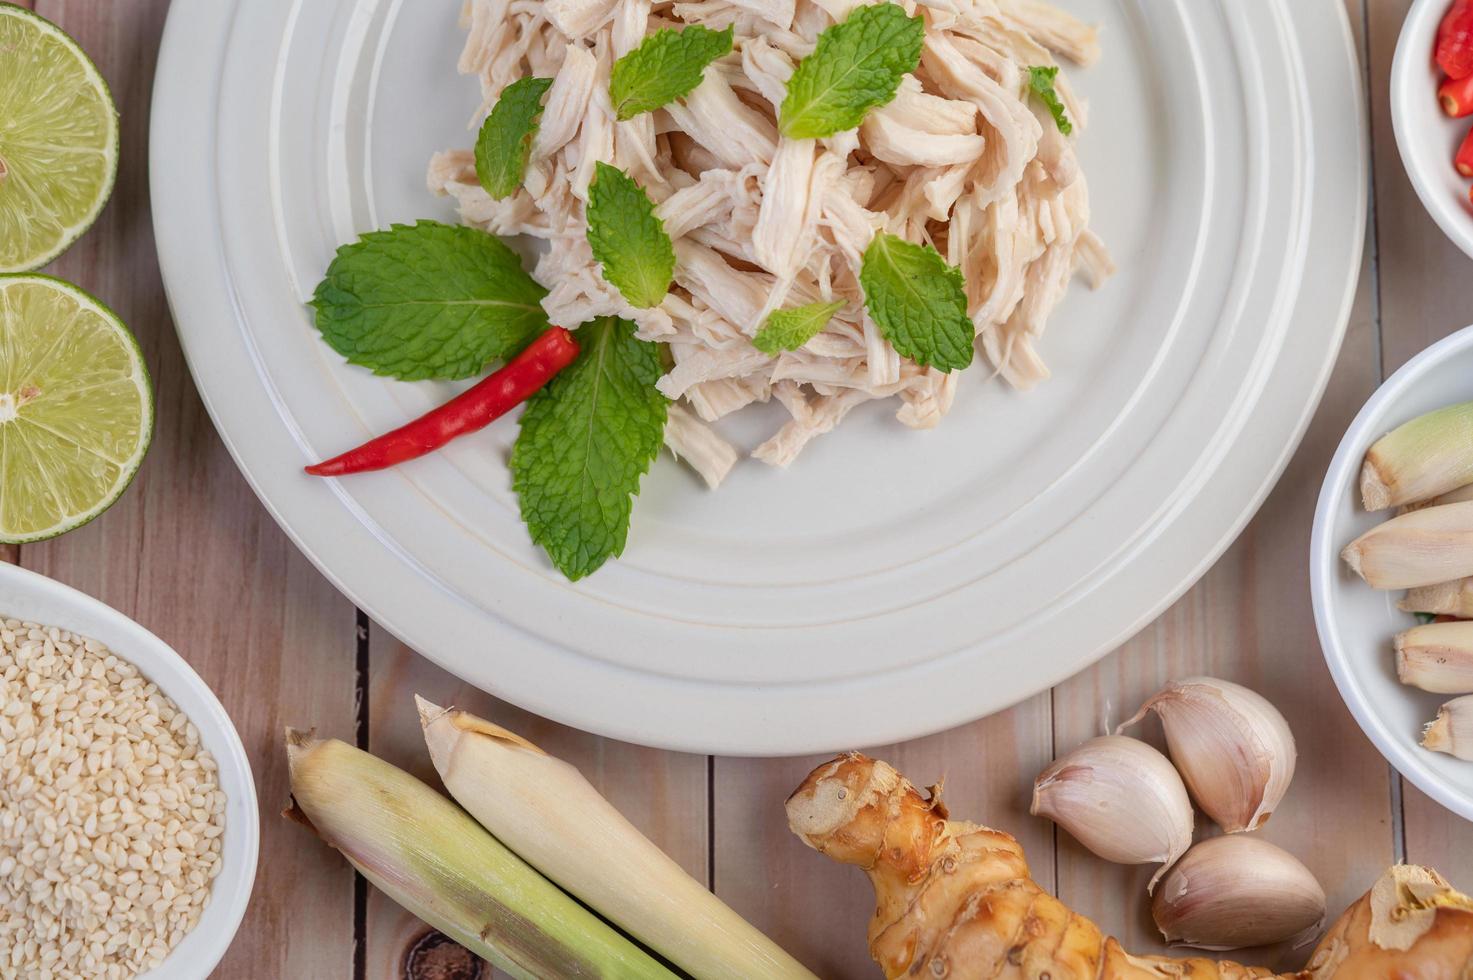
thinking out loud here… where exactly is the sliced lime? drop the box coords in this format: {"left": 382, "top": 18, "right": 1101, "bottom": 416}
{"left": 0, "top": 6, "right": 119, "bottom": 273}
{"left": 0, "top": 275, "right": 152, "bottom": 542}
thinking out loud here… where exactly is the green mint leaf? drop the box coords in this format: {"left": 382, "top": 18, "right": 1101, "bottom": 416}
{"left": 586, "top": 162, "right": 675, "bottom": 309}
{"left": 475, "top": 76, "right": 554, "bottom": 199}
{"left": 779, "top": 3, "right": 924, "bottom": 139}
{"left": 753, "top": 300, "right": 845, "bottom": 354}
{"left": 610, "top": 25, "right": 734, "bottom": 121}
{"left": 1027, "top": 65, "right": 1073, "bottom": 135}
{"left": 310, "top": 220, "right": 549, "bottom": 381}
{"left": 1415, "top": 612, "right": 1439, "bottom": 625}
{"left": 511, "top": 317, "right": 669, "bottom": 580}
{"left": 860, "top": 232, "right": 973, "bottom": 372}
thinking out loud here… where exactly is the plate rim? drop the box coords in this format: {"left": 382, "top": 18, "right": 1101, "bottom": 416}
{"left": 0, "top": 562, "right": 260, "bottom": 978}
{"left": 1310, "top": 323, "right": 1473, "bottom": 825}
{"left": 149, "top": 0, "right": 1368, "bottom": 755}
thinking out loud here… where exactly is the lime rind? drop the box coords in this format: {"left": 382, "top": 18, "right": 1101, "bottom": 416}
{"left": 0, "top": 274, "right": 153, "bottom": 543}
{"left": 0, "top": 5, "right": 120, "bottom": 273}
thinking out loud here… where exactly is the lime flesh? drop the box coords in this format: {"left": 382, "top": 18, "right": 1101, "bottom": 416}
{"left": 0, "top": 275, "right": 152, "bottom": 542}
{"left": 0, "top": 6, "right": 119, "bottom": 273}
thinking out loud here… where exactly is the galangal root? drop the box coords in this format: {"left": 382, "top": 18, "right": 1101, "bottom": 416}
{"left": 786, "top": 753, "right": 1473, "bottom": 978}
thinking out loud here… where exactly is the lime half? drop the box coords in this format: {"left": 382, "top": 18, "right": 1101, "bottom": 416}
{"left": 0, "top": 6, "right": 119, "bottom": 273}
{"left": 0, "top": 275, "right": 152, "bottom": 542}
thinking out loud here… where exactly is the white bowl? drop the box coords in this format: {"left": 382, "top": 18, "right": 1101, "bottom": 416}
{"left": 0, "top": 563, "right": 258, "bottom": 978}
{"left": 1393, "top": 0, "right": 1473, "bottom": 259}
{"left": 1312, "top": 324, "right": 1473, "bottom": 823}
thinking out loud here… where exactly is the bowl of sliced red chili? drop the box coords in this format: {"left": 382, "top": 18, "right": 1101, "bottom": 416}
{"left": 1395, "top": 0, "right": 1473, "bottom": 260}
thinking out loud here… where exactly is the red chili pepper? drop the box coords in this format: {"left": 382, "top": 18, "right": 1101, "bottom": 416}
{"left": 305, "top": 326, "right": 580, "bottom": 476}
{"left": 1440, "top": 0, "right": 1473, "bottom": 80}
{"left": 1459, "top": 126, "right": 1473, "bottom": 176}
{"left": 1443, "top": 74, "right": 1473, "bottom": 116}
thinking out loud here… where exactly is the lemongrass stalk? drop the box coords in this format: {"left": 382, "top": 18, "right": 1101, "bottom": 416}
{"left": 1422, "top": 696, "right": 1473, "bottom": 760}
{"left": 285, "top": 731, "right": 676, "bottom": 980}
{"left": 1341, "top": 501, "right": 1473, "bottom": 589}
{"left": 1400, "top": 578, "right": 1473, "bottom": 616}
{"left": 417, "top": 698, "right": 817, "bottom": 980}
{"left": 1360, "top": 401, "right": 1473, "bottom": 510}
{"left": 1396, "top": 622, "right": 1473, "bottom": 694}
{"left": 1400, "top": 482, "right": 1473, "bottom": 514}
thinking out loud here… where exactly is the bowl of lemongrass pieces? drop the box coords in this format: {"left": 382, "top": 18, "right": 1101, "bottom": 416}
{"left": 1313, "top": 323, "right": 1473, "bottom": 822}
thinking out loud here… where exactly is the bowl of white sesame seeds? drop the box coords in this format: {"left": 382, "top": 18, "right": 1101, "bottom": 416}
{"left": 0, "top": 562, "right": 257, "bottom": 979}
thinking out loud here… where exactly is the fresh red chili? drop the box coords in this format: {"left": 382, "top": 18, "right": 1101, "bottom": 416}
{"left": 1458, "top": 125, "right": 1473, "bottom": 176}
{"left": 1441, "top": 0, "right": 1473, "bottom": 80}
{"left": 1443, "top": 73, "right": 1473, "bottom": 117}
{"left": 305, "top": 326, "right": 580, "bottom": 477}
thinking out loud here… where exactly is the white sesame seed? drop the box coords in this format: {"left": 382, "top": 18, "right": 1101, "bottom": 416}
{"left": 0, "top": 619, "right": 224, "bottom": 978}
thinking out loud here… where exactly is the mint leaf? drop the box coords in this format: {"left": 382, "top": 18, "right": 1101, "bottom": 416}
{"left": 779, "top": 3, "right": 924, "bottom": 139}
{"left": 1027, "top": 66, "right": 1073, "bottom": 135}
{"left": 475, "top": 76, "right": 554, "bottom": 199}
{"left": 610, "top": 25, "right": 734, "bottom": 121}
{"left": 586, "top": 162, "right": 675, "bottom": 309}
{"left": 753, "top": 300, "right": 845, "bottom": 354}
{"left": 310, "top": 221, "right": 549, "bottom": 381}
{"left": 860, "top": 232, "right": 973, "bottom": 372}
{"left": 511, "top": 317, "right": 668, "bottom": 580}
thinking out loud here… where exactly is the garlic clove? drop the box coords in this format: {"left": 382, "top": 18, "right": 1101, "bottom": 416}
{"left": 1030, "top": 735, "right": 1193, "bottom": 890}
{"left": 1422, "top": 695, "right": 1473, "bottom": 760}
{"left": 1119, "top": 677, "right": 1296, "bottom": 834}
{"left": 1396, "top": 622, "right": 1473, "bottom": 694}
{"left": 1151, "top": 835, "right": 1326, "bottom": 950}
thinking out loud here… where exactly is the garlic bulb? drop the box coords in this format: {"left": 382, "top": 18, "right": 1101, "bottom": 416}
{"left": 1120, "top": 677, "right": 1296, "bottom": 833}
{"left": 1152, "top": 835, "right": 1326, "bottom": 950}
{"left": 1030, "top": 735, "right": 1193, "bottom": 889}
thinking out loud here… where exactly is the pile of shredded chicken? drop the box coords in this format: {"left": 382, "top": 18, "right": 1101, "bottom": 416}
{"left": 430, "top": 0, "right": 1112, "bottom": 488}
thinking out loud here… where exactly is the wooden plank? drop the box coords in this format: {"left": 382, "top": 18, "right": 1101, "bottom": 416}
{"left": 711, "top": 698, "right": 1055, "bottom": 979}
{"left": 1048, "top": 255, "right": 1389, "bottom": 967}
{"left": 361, "top": 631, "right": 710, "bottom": 978}
{"left": 1365, "top": 0, "right": 1473, "bottom": 888}
{"left": 1046, "top": 2, "right": 1394, "bottom": 967}
{"left": 19, "top": 2, "right": 360, "bottom": 976}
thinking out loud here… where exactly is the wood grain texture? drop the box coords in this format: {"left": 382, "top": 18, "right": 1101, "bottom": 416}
{"left": 1365, "top": 0, "right": 1473, "bottom": 888}
{"left": 712, "top": 698, "right": 1055, "bottom": 979}
{"left": 1050, "top": 244, "right": 1390, "bottom": 970}
{"left": 362, "top": 631, "right": 710, "bottom": 979}
{"left": 18, "top": 2, "right": 359, "bottom": 977}
{"left": 14, "top": 1, "right": 1473, "bottom": 978}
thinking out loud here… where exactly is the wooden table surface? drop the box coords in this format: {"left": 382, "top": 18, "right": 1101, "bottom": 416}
{"left": 5, "top": 0, "right": 1468, "bottom": 976}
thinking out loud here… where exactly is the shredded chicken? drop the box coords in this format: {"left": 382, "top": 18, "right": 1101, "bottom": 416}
{"left": 435, "top": 0, "right": 1111, "bottom": 487}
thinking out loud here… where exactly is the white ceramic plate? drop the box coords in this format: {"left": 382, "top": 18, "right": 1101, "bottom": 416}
{"left": 150, "top": 0, "right": 1366, "bottom": 755}
{"left": 0, "top": 563, "right": 258, "bottom": 978}
{"left": 1312, "top": 326, "right": 1473, "bottom": 824}
{"left": 1394, "top": 0, "right": 1473, "bottom": 261}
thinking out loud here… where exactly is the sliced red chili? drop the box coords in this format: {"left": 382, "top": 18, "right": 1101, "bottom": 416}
{"left": 306, "top": 326, "right": 580, "bottom": 477}
{"left": 1458, "top": 125, "right": 1473, "bottom": 176}
{"left": 1442, "top": 0, "right": 1473, "bottom": 79}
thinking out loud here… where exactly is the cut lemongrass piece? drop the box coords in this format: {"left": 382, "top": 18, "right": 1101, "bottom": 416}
{"left": 1401, "top": 578, "right": 1473, "bottom": 617}
{"left": 284, "top": 731, "right": 676, "bottom": 980}
{"left": 1396, "top": 622, "right": 1473, "bottom": 694}
{"left": 1341, "top": 501, "right": 1473, "bottom": 589}
{"left": 417, "top": 699, "right": 817, "bottom": 980}
{"left": 1400, "top": 482, "right": 1473, "bottom": 514}
{"left": 1423, "top": 696, "right": 1473, "bottom": 761}
{"left": 1361, "top": 401, "right": 1473, "bottom": 510}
